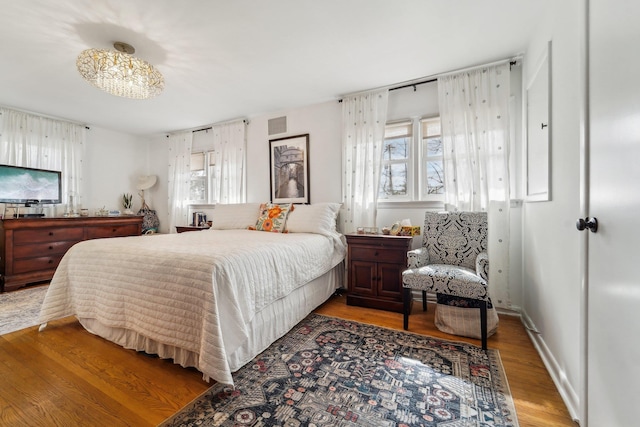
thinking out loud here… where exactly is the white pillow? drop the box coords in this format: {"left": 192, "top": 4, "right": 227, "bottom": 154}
{"left": 210, "top": 203, "right": 261, "bottom": 230}
{"left": 285, "top": 203, "right": 341, "bottom": 235}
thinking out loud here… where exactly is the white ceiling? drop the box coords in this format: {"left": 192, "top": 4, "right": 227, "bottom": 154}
{"left": 0, "top": 0, "right": 548, "bottom": 136}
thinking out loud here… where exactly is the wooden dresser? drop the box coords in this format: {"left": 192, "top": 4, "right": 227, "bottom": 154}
{"left": 0, "top": 216, "right": 143, "bottom": 292}
{"left": 345, "top": 234, "right": 413, "bottom": 313}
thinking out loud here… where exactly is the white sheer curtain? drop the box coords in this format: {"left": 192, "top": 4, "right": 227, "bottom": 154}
{"left": 437, "top": 63, "right": 512, "bottom": 308}
{"left": 211, "top": 120, "right": 246, "bottom": 204}
{"left": 167, "top": 131, "right": 192, "bottom": 233}
{"left": 0, "top": 107, "right": 85, "bottom": 208}
{"left": 341, "top": 89, "right": 389, "bottom": 233}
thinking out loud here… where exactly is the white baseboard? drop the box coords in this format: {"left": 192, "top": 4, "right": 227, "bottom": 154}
{"left": 521, "top": 311, "right": 582, "bottom": 425}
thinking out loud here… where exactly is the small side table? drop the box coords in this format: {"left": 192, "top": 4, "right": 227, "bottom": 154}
{"left": 345, "top": 233, "right": 413, "bottom": 313}
{"left": 175, "top": 225, "right": 209, "bottom": 233}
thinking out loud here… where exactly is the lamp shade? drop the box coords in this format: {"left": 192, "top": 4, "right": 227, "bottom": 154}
{"left": 137, "top": 175, "right": 157, "bottom": 190}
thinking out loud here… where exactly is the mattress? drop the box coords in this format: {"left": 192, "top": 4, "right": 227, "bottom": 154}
{"left": 39, "top": 229, "right": 346, "bottom": 384}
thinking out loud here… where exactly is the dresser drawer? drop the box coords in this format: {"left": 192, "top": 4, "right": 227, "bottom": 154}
{"left": 350, "top": 246, "right": 406, "bottom": 263}
{"left": 13, "top": 240, "right": 78, "bottom": 258}
{"left": 13, "top": 254, "right": 64, "bottom": 274}
{"left": 13, "top": 227, "right": 84, "bottom": 244}
{"left": 86, "top": 224, "right": 140, "bottom": 239}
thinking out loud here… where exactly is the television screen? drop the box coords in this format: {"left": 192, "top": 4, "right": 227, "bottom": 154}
{"left": 0, "top": 164, "right": 62, "bottom": 205}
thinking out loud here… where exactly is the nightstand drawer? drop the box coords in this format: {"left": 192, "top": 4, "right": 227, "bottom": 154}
{"left": 350, "top": 246, "right": 406, "bottom": 263}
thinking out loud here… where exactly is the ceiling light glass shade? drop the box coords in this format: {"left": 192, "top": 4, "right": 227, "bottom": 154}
{"left": 76, "top": 46, "right": 164, "bottom": 99}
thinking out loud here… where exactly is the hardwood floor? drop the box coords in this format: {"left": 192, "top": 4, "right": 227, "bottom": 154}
{"left": 0, "top": 293, "right": 577, "bottom": 426}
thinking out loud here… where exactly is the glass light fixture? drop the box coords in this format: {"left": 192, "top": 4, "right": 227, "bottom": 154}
{"left": 76, "top": 42, "right": 164, "bottom": 99}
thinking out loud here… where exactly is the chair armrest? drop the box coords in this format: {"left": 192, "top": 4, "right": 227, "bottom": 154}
{"left": 476, "top": 251, "right": 489, "bottom": 281}
{"left": 407, "top": 248, "right": 429, "bottom": 268}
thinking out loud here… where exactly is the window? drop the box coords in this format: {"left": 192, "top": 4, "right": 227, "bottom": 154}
{"left": 421, "top": 117, "right": 444, "bottom": 196}
{"left": 189, "top": 151, "right": 216, "bottom": 203}
{"left": 379, "top": 122, "right": 412, "bottom": 199}
{"left": 378, "top": 117, "right": 443, "bottom": 202}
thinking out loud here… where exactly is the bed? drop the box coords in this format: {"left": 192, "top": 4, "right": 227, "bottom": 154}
{"left": 38, "top": 202, "right": 346, "bottom": 385}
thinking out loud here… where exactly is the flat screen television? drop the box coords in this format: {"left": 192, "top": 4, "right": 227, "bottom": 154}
{"left": 0, "top": 164, "right": 62, "bottom": 205}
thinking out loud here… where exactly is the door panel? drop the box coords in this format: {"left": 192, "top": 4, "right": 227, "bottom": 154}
{"left": 377, "top": 262, "right": 403, "bottom": 300}
{"left": 350, "top": 260, "right": 376, "bottom": 296}
{"left": 588, "top": 1, "right": 640, "bottom": 425}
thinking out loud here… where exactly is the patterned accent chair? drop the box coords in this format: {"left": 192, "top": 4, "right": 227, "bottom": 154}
{"left": 402, "top": 211, "right": 494, "bottom": 350}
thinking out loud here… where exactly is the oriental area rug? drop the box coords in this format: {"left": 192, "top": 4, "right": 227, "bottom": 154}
{"left": 161, "top": 314, "right": 518, "bottom": 427}
{"left": 0, "top": 285, "right": 48, "bottom": 335}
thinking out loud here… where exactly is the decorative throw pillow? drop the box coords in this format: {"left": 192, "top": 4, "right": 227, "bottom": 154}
{"left": 285, "top": 202, "right": 341, "bottom": 235}
{"left": 210, "top": 203, "right": 262, "bottom": 230}
{"left": 253, "top": 203, "right": 293, "bottom": 232}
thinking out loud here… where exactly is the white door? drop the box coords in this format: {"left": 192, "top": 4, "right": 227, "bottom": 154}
{"left": 587, "top": 0, "right": 640, "bottom": 425}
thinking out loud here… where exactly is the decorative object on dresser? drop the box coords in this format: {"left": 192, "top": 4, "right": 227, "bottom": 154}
{"left": 0, "top": 216, "right": 143, "bottom": 292}
{"left": 122, "top": 193, "right": 134, "bottom": 215}
{"left": 345, "top": 233, "right": 413, "bottom": 313}
{"left": 136, "top": 174, "right": 160, "bottom": 234}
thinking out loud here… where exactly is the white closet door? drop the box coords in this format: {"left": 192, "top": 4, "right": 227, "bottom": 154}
{"left": 588, "top": 0, "right": 640, "bottom": 425}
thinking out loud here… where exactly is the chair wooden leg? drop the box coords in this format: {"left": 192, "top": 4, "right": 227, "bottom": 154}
{"left": 479, "top": 300, "right": 488, "bottom": 350}
{"left": 403, "top": 287, "right": 412, "bottom": 330}
{"left": 422, "top": 290, "right": 427, "bottom": 311}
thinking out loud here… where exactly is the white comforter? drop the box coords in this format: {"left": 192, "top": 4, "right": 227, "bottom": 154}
{"left": 39, "top": 229, "right": 345, "bottom": 384}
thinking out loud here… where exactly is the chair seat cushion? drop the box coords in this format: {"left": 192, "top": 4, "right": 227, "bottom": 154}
{"left": 402, "top": 264, "right": 489, "bottom": 301}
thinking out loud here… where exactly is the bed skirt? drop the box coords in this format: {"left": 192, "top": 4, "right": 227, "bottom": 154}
{"left": 78, "top": 263, "right": 344, "bottom": 382}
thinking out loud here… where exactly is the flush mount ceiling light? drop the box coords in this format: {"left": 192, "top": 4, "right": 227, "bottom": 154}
{"left": 76, "top": 42, "right": 164, "bottom": 100}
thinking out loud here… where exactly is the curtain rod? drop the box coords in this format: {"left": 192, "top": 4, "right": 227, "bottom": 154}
{"left": 192, "top": 118, "right": 249, "bottom": 134}
{"left": 338, "top": 56, "right": 521, "bottom": 102}
{"left": 0, "top": 105, "right": 90, "bottom": 129}
{"left": 165, "top": 118, "right": 249, "bottom": 137}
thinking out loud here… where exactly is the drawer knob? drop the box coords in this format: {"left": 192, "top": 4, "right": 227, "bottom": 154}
{"left": 112, "top": 228, "right": 117, "bottom": 232}
{"left": 374, "top": 251, "right": 379, "bottom": 256}
{"left": 49, "top": 232, "right": 54, "bottom": 236}
{"left": 48, "top": 259, "right": 53, "bottom": 264}
{"left": 48, "top": 246, "right": 53, "bottom": 250}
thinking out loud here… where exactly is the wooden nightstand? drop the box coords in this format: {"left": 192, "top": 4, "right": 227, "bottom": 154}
{"left": 345, "top": 234, "right": 413, "bottom": 313}
{"left": 175, "top": 226, "right": 209, "bottom": 233}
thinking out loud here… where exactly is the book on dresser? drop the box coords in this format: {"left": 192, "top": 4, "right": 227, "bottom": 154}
{"left": 0, "top": 216, "right": 143, "bottom": 292}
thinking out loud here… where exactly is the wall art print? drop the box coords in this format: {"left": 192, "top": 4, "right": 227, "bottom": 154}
{"left": 269, "top": 133, "right": 310, "bottom": 204}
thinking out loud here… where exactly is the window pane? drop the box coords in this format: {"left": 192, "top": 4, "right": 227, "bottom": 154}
{"left": 425, "top": 161, "right": 444, "bottom": 194}
{"left": 383, "top": 137, "right": 409, "bottom": 161}
{"left": 379, "top": 163, "right": 407, "bottom": 197}
{"left": 190, "top": 171, "right": 205, "bottom": 201}
{"left": 425, "top": 137, "right": 443, "bottom": 156}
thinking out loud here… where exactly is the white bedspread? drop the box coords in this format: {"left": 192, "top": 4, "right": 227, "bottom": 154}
{"left": 39, "top": 229, "right": 345, "bottom": 384}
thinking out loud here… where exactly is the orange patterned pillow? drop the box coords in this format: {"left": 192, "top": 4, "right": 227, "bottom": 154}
{"left": 253, "top": 203, "right": 293, "bottom": 232}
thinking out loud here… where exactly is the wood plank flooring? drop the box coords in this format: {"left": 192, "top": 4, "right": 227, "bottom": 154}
{"left": 0, "top": 293, "right": 577, "bottom": 426}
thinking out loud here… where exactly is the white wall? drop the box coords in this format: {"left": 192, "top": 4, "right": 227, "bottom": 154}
{"left": 521, "top": 0, "right": 584, "bottom": 420}
{"left": 246, "top": 100, "right": 342, "bottom": 205}
{"left": 144, "top": 133, "right": 169, "bottom": 232}
{"left": 81, "top": 126, "right": 150, "bottom": 213}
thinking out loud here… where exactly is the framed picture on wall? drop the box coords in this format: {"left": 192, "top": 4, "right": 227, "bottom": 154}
{"left": 269, "top": 134, "right": 310, "bottom": 204}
